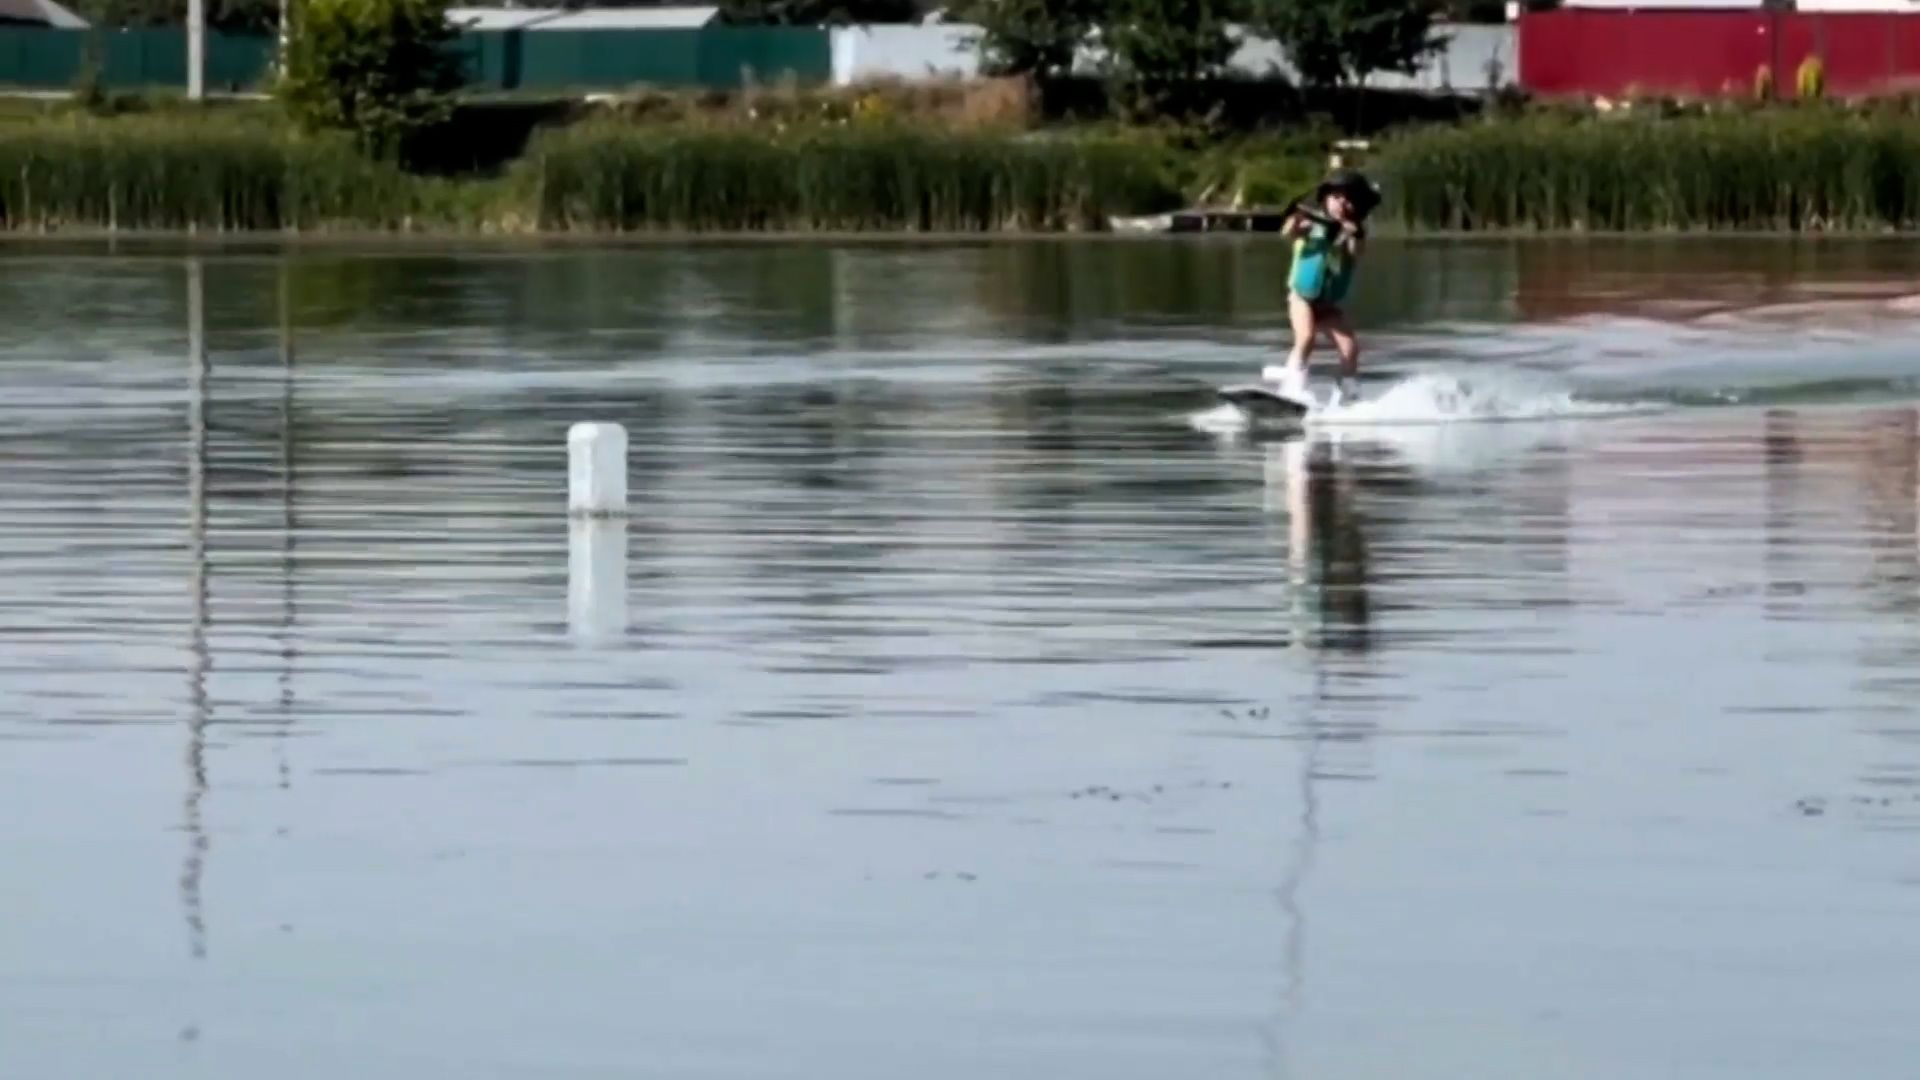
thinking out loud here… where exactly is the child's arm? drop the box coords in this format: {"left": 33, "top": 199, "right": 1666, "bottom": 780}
{"left": 1337, "top": 217, "right": 1365, "bottom": 257}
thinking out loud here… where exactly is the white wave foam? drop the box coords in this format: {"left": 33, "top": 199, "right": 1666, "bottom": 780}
{"left": 1187, "top": 368, "right": 1668, "bottom": 475}
{"left": 1325, "top": 411, "right": 1576, "bottom": 476}
{"left": 1188, "top": 368, "right": 1656, "bottom": 438}
{"left": 1188, "top": 402, "right": 1261, "bottom": 435}
{"left": 1312, "top": 369, "right": 1651, "bottom": 426}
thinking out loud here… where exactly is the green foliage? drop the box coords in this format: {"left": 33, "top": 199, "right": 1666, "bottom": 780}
{"left": 1181, "top": 132, "right": 1326, "bottom": 206}
{"left": 1098, "top": 0, "right": 1245, "bottom": 118}
{"left": 78, "top": 0, "right": 280, "bottom": 32}
{"left": 513, "top": 120, "right": 1180, "bottom": 231}
{"left": 72, "top": 43, "right": 108, "bottom": 114}
{"left": 717, "top": 0, "right": 921, "bottom": 24}
{"left": 274, "top": 0, "right": 465, "bottom": 160}
{"left": 950, "top": 0, "right": 1105, "bottom": 81}
{"left": 18, "top": 92, "right": 1920, "bottom": 238}
{"left": 1249, "top": 0, "right": 1444, "bottom": 90}
{"left": 0, "top": 115, "right": 418, "bottom": 231}
{"left": 1378, "top": 110, "right": 1920, "bottom": 232}
{"left": 1437, "top": 0, "right": 1504, "bottom": 22}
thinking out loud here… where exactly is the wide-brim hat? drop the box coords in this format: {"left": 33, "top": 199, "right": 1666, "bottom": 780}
{"left": 1316, "top": 169, "right": 1382, "bottom": 218}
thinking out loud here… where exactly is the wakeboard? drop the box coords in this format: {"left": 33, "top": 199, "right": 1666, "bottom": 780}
{"left": 1216, "top": 383, "right": 1313, "bottom": 420}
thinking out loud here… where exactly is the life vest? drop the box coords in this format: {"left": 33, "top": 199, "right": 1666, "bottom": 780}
{"left": 1289, "top": 220, "right": 1355, "bottom": 304}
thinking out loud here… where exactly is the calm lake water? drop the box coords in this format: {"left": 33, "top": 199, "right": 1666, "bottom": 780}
{"left": 4, "top": 237, "right": 1919, "bottom": 1080}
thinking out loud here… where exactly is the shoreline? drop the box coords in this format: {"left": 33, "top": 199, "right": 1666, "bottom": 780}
{"left": 1, "top": 226, "right": 1917, "bottom": 252}
{"left": 8, "top": 105, "right": 1920, "bottom": 241}
{"left": 0, "top": 224, "right": 1912, "bottom": 253}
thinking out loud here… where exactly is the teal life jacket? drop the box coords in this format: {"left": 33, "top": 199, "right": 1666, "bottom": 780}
{"left": 1288, "top": 219, "right": 1356, "bottom": 304}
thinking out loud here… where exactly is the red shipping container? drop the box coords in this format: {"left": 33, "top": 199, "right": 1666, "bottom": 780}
{"left": 1777, "top": 13, "right": 1920, "bottom": 96}
{"left": 1519, "top": 8, "right": 1920, "bottom": 99}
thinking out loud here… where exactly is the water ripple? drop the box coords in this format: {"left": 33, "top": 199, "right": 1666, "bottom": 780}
{"left": 5, "top": 244, "right": 1920, "bottom": 1080}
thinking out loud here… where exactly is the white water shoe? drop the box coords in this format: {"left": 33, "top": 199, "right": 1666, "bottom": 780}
{"left": 1261, "top": 365, "right": 1311, "bottom": 403}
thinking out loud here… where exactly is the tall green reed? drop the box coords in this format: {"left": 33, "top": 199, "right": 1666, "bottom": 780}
{"left": 512, "top": 120, "right": 1181, "bottom": 232}
{"left": 0, "top": 115, "right": 420, "bottom": 232}
{"left": 1377, "top": 108, "right": 1920, "bottom": 232}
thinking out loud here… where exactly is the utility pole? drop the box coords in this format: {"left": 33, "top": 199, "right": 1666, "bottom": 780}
{"left": 187, "top": 0, "right": 204, "bottom": 100}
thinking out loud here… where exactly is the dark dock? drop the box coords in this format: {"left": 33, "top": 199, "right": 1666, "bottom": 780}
{"left": 1108, "top": 207, "right": 1294, "bottom": 234}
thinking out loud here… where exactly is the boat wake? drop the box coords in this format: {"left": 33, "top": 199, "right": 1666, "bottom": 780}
{"left": 1189, "top": 367, "right": 1658, "bottom": 437}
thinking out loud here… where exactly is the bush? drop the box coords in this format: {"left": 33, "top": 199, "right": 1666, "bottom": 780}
{"left": 274, "top": 0, "right": 466, "bottom": 160}
{"left": 949, "top": 0, "right": 1104, "bottom": 83}
{"left": 1098, "top": 0, "right": 1244, "bottom": 120}
{"left": 1183, "top": 134, "right": 1325, "bottom": 207}
{"left": 1247, "top": 0, "right": 1445, "bottom": 93}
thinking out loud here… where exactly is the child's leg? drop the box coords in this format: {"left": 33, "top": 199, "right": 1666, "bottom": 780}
{"left": 1287, "top": 292, "right": 1319, "bottom": 372}
{"left": 1265, "top": 292, "right": 1319, "bottom": 385}
{"left": 1323, "top": 305, "right": 1360, "bottom": 381}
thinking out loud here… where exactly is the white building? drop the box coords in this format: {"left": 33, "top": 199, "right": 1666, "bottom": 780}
{"left": 0, "top": 0, "right": 86, "bottom": 27}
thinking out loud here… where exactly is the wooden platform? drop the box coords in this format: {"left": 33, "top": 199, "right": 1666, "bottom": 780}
{"left": 1109, "top": 207, "right": 1292, "bottom": 234}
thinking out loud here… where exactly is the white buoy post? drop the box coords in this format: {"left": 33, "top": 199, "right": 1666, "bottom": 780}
{"left": 568, "top": 421, "right": 628, "bottom": 518}
{"left": 187, "top": 0, "right": 205, "bottom": 101}
{"left": 567, "top": 422, "right": 629, "bottom": 642}
{"left": 568, "top": 516, "right": 628, "bottom": 642}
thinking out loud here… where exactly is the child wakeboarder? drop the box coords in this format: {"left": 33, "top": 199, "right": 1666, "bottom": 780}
{"left": 1264, "top": 169, "right": 1380, "bottom": 408}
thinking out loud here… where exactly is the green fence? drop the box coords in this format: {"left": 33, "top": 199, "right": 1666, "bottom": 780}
{"left": 445, "top": 27, "right": 834, "bottom": 91}
{"left": 517, "top": 30, "right": 701, "bottom": 89}
{"left": 0, "top": 27, "right": 832, "bottom": 93}
{"left": 697, "top": 28, "right": 831, "bottom": 90}
{"left": 0, "top": 28, "right": 273, "bottom": 90}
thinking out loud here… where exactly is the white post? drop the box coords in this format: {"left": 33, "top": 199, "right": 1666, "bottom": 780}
{"left": 188, "top": 0, "right": 205, "bottom": 100}
{"left": 568, "top": 421, "right": 628, "bottom": 517}
{"left": 566, "top": 422, "right": 628, "bottom": 643}
{"left": 568, "top": 518, "right": 628, "bottom": 643}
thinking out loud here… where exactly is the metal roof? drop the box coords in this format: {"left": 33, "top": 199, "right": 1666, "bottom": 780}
{"left": 539, "top": 6, "right": 717, "bottom": 26}
{"left": 444, "top": 5, "right": 719, "bottom": 30}
{"left": 0, "top": 0, "right": 87, "bottom": 27}
{"left": 445, "top": 6, "right": 560, "bottom": 29}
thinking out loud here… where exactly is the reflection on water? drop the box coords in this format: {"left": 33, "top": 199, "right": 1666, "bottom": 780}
{"left": 1270, "top": 437, "right": 1375, "bottom": 655}
{"left": 3, "top": 241, "right": 1920, "bottom": 1080}
{"left": 183, "top": 258, "right": 210, "bottom": 974}
{"left": 275, "top": 254, "right": 299, "bottom": 794}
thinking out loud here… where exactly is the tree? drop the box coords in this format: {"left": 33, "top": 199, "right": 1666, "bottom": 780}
{"left": 949, "top": 0, "right": 1104, "bottom": 82}
{"left": 1249, "top": 0, "right": 1444, "bottom": 92}
{"left": 78, "top": 0, "right": 279, "bottom": 32}
{"left": 274, "top": 0, "right": 466, "bottom": 160}
{"left": 716, "top": 0, "right": 921, "bottom": 25}
{"left": 1098, "top": 0, "right": 1245, "bottom": 118}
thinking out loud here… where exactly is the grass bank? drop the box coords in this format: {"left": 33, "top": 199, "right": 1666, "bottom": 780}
{"left": 10, "top": 95, "right": 1920, "bottom": 235}
{"left": 1377, "top": 107, "right": 1920, "bottom": 232}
